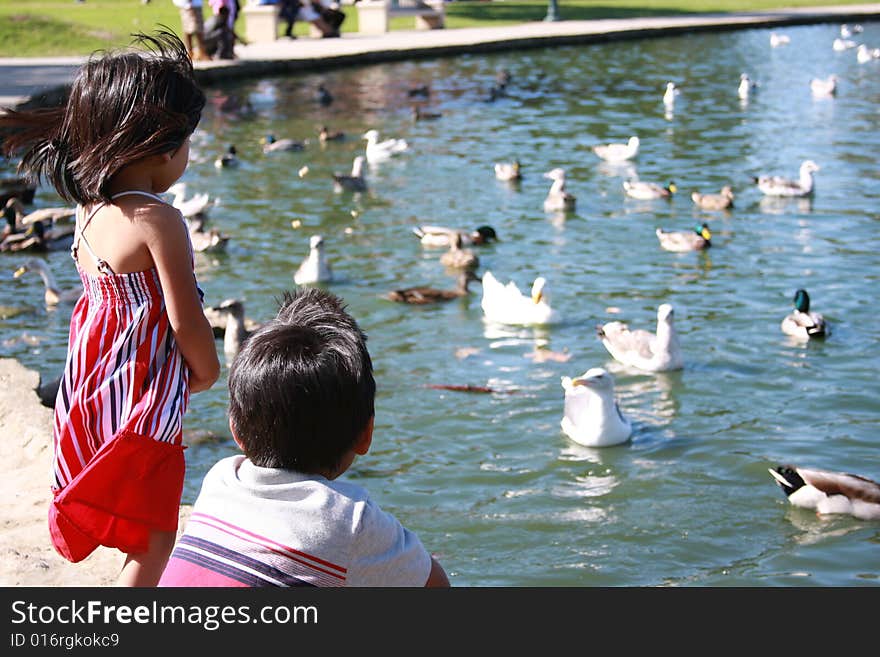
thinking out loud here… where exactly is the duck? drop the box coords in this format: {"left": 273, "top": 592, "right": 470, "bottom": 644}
{"left": 856, "top": 44, "right": 880, "bottom": 63}
{"left": 4, "top": 197, "right": 76, "bottom": 229}
{"left": 662, "top": 81, "right": 679, "bottom": 107}
{"left": 187, "top": 224, "right": 230, "bottom": 253}
{"left": 480, "top": 270, "right": 558, "bottom": 325}
{"left": 738, "top": 73, "right": 756, "bottom": 100}
{"left": 13, "top": 257, "right": 81, "bottom": 306}
{"left": 810, "top": 75, "right": 838, "bottom": 97}
{"left": 412, "top": 224, "right": 498, "bottom": 248}
{"left": 592, "top": 136, "right": 639, "bottom": 162}
{"left": 543, "top": 168, "right": 576, "bottom": 212}
{"left": 386, "top": 269, "right": 480, "bottom": 304}
{"left": 494, "top": 160, "right": 522, "bottom": 182}
{"left": 769, "top": 465, "right": 880, "bottom": 520}
{"left": 656, "top": 223, "right": 712, "bottom": 252}
{"left": 363, "top": 129, "right": 408, "bottom": 163}
{"left": 166, "top": 182, "right": 212, "bottom": 219}
{"left": 781, "top": 288, "right": 828, "bottom": 340}
{"left": 0, "top": 177, "right": 36, "bottom": 207}
{"left": 332, "top": 155, "right": 367, "bottom": 193}
{"left": 623, "top": 179, "right": 676, "bottom": 200}
{"left": 832, "top": 37, "right": 857, "bottom": 51}
{"left": 214, "top": 145, "right": 239, "bottom": 168}
{"left": 753, "top": 160, "right": 820, "bottom": 197}
{"left": 261, "top": 134, "right": 305, "bottom": 153}
{"left": 691, "top": 185, "right": 734, "bottom": 211}
{"left": 412, "top": 106, "right": 442, "bottom": 121}
{"left": 769, "top": 32, "right": 790, "bottom": 47}
{"left": 840, "top": 23, "right": 863, "bottom": 38}
{"left": 317, "top": 84, "right": 333, "bottom": 106}
{"left": 318, "top": 125, "right": 346, "bottom": 142}
{"left": 208, "top": 298, "right": 254, "bottom": 357}
{"left": 0, "top": 220, "right": 62, "bottom": 253}
{"left": 439, "top": 233, "right": 479, "bottom": 270}
{"left": 204, "top": 298, "right": 262, "bottom": 340}
{"left": 294, "top": 234, "right": 334, "bottom": 285}
{"left": 597, "top": 303, "right": 683, "bottom": 372}
{"left": 560, "top": 367, "right": 632, "bottom": 447}
{"left": 407, "top": 84, "right": 430, "bottom": 98}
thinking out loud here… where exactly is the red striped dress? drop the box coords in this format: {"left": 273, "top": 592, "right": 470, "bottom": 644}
{"left": 49, "top": 190, "right": 195, "bottom": 562}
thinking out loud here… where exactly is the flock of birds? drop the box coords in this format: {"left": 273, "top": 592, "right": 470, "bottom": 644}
{"left": 2, "top": 22, "right": 879, "bottom": 523}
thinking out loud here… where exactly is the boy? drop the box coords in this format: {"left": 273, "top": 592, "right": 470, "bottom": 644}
{"left": 159, "top": 288, "right": 449, "bottom": 587}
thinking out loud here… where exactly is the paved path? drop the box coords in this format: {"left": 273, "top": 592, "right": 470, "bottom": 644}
{"left": 2, "top": 4, "right": 880, "bottom": 108}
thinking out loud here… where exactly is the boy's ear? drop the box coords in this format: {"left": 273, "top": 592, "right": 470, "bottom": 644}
{"left": 354, "top": 416, "right": 374, "bottom": 456}
{"left": 229, "top": 417, "right": 245, "bottom": 452}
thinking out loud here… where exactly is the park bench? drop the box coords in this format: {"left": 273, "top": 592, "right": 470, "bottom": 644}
{"left": 356, "top": 0, "right": 446, "bottom": 35}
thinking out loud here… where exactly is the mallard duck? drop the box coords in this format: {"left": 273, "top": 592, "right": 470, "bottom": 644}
{"left": 166, "top": 182, "right": 212, "bottom": 219}
{"left": 317, "top": 84, "right": 333, "bottom": 106}
{"left": 0, "top": 220, "right": 71, "bottom": 253}
{"left": 810, "top": 75, "right": 838, "bottom": 97}
{"left": 188, "top": 225, "right": 230, "bottom": 253}
{"left": 857, "top": 44, "right": 880, "bottom": 63}
{"left": 386, "top": 269, "right": 479, "bottom": 304}
{"left": 691, "top": 185, "right": 734, "bottom": 211}
{"left": 663, "top": 81, "right": 679, "bottom": 107}
{"left": 204, "top": 299, "right": 262, "bottom": 339}
{"left": 4, "top": 197, "right": 75, "bottom": 229}
{"left": 318, "top": 125, "right": 345, "bottom": 142}
{"left": 656, "top": 223, "right": 711, "bottom": 252}
{"left": 753, "top": 160, "right": 820, "bottom": 197}
{"left": 597, "top": 303, "right": 683, "bottom": 372}
{"left": 407, "top": 84, "right": 430, "bottom": 98}
{"left": 769, "top": 465, "right": 880, "bottom": 520}
{"left": 208, "top": 298, "right": 254, "bottom": 357}
{"left": 412, "top": 106, "right": 442, "bottom": 121}
{"left": 623, "top": 179, "right": 676, "bottom": 200}
{"left": 494, "top": 160, "right": 522, "bottom": 182}
{"left": 480, "top": 270, "right": 558, "bottom": 325}
{"left": 0, "top": 177, "right": 36, "bottom": 206}
{"left": 770, "top": 32, "right": 790, "bottom": 47}
{"left": 332, "top": 156, "right": 367, "bottom": 193}
{"left": 13, "top": 257, "right": 81, "bottom": 306}
{"left": 560, "top": 367, "right": 632, "bottom": 447}
{"left": 294, "top": 235, "right": 334, "bottom": 285}
{"left": 439, "top": 233, "right": 479, "bottom": 270}
{"left": 262, "top": 134, "right": 305, "bottom": 153}
{"left": 412, "top": 225, "right": 498, "bottom": 248}
{"left": 781, "top": 288, "right": 828, "bottom": 339}
{"left": 592, "top": 136, "right": 639, "bottom": 162}
{"left": 738, "top": 73, "right": 756, "bottom": 100}
{"left": 363, "top": 129, "right": 408, "bottom": 163}
{"left": 543, "top": 168, "right": 576, "bottom": 212}
{"left": 214, "top": 145, "right": 239, "bottom": 168}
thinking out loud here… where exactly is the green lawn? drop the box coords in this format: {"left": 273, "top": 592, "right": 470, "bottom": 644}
{"left": 0, "top": 0, "right": 872, "bottom": 57}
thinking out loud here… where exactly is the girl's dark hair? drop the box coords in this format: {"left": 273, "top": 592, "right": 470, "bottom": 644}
{"left": 0, "top": 28, "right": 205, "bottom": 205}
{"left": 228, "top": 288, "right": 376, "bottom": 474}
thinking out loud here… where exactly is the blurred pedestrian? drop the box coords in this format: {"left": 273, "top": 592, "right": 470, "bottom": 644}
{"left": 173, "top": 0, "right": 208, "bottom": 61}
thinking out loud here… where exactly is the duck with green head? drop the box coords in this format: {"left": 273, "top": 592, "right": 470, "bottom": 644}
{"left": 656, "top": 222, "right": 711, "bottom": 252}
{"left": 781, "top": 288, "right": 828, "bottom": 339}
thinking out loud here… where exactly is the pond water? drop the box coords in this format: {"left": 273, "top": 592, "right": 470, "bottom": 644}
{"left": 3, "top": 21, "right": 879, "bottom": 586}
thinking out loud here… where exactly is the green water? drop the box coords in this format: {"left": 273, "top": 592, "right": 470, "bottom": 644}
{"left": 3, "top": 22, "right": 879, "bottom": 586}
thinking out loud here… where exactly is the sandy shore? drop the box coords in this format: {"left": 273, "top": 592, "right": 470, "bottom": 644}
{"left": 0, "top": 358, "right": 190, "bottom": 587}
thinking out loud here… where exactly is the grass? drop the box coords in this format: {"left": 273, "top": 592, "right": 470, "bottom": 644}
{"left": 0, "top": 0, "right": 872, "bottom": 57}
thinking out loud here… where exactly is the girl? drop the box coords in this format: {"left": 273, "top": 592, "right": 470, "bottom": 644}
{"left": 0, "top": 30, "right": 221, "bottom": 586}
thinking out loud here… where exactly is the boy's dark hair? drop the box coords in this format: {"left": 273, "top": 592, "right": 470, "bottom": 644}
{"left": 0, "top": 29, "right": 205, "bottom": 205}
{"left": 228, "top": 288, "right": 376, "bottom": 474}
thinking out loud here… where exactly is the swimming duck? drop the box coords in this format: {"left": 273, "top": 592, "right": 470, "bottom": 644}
{"left": 769, "top": 32, "right": 790, "bottom": 47}
{"left": 543, "top": 168, "right": 576, "bottom": 212}
{"left": 592, "top": 136, "right": 639, "bottom": 163}
{"left": 188, "top": 224, "right": 230, "bottom": 253}
{"left": 262, "top": 134, "right": 305, "bottom": 153}
{"left": 560, "top": 367, "right": 632, "bottom": 447}
{"left": 753, "top": 160, "right": 820, "bottom": 197}
{"left": 412, "top": 225, "right": 498, "bottom": 248}
{"left": 294, "top": 235, "right": 334, "bottom": 285}
{"left": 439, "top": 233, "right": 479, "bottom": 270}
{"left": 363, "top": 129, "right": 408, "bottom": 163}
{"left": 857, "top": 44, "right": 880, "bottom": 63}
{"left": 214, "top": 145, "right": 239, "bottom": 168}
{"left": 407, "top": 84, "right": 430, "bottom": 98}
{"left": 769, "top": 465, "right": 880, "bottom": 520}
{"left": 781, "top": 288, "right": 827, "bottom": 340}
{"left": 167, "top": 182, "right": 212, "bottom": 219}
{"left": 738, "top": 73, "right": 756, "bottom": 100}
{"left": 810, "top": 75, "right": 838, "bottom": 97}
{"left": 386, "top": 269, "right": 479, "bottom": 304}
{"left": 332, "top": 156, "right": 367, "bottom": 193}
{"left": 208, "top": 298, "right": 254, "bottom": 357}
{"left": 204, "top": 298, "right": 262, "bottom": 339}
{"left": 494, "top": 160, "right": 522, "bottom": 182}
{"left": 317, "top": 84, "right": 333, "bottom": 106}
{"left": 840, "top": 23, "right": 863, "bottom": 38}
{"left": 13, "top": 257, "right": 81, "bottom": 306}
{"left": 0, "top": 177, "right": 36, "bottom": 207}
{"left": 480, "top": 270, "right": 558, "bottom": 325}
{"left": 623, "top": 179, "right": 676, "bottom": 200}
{"left": 412, "top": 106, "right": 442, "bottom": 121}
{"left": 662, "top": 82, "right": 679, "bottom": 107}
{"left": 597, "top": 303, "right": 683, "bottom": 372}
{"left": 656, "top": 223, "right": 712, "bottom": 252}
{"left": 318, "top": 125, "right": 346, "bottom": 142}
{"left": 0, "top": 220, "right": 61, "bottom": 253}
{"left": 832, "top": 37, "right": 857, "bottom": 51}
{"left": 691, "top": 185, "right": 734, "bottom": 211}
{"left": 4, "top": 197, "right": 75, "bottom": 229}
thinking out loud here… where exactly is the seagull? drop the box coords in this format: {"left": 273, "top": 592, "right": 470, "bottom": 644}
{"left": 13, "top": 257, "right": 81, "bottom": 306}
{"left": 753, "top": 160, "right": 820, "bottom": 197}
{"left": 663, "top": 82, "right": 679, "bottom": 107}
{"left": 167, "top": 182, "right": 212, "bottom": 219}
{"left": 208, "top": 298, "right": 254, "bottom": 357}
{"left": 781, "top": 288, "right": 828, "bottom": 340}
{"left": 738, "top": 73, "right": 756, "bottom": 100}
{"left": 332, "top": 156, "right": 367, "bottom": 193}
{"left": 543, "top": 168, "right": 576, "bottom": 212}
{"left": 262, "top": 134, "right": 305, "bottom": 153}
{"left": 691, "top": 185, "right": 734, "bottom": 211}
{"left": 560, "top": 367, "right": 632, "bottom": 448}
{"left": 840, "top": 23, "right": 863, "bottom": 39}
{"left": 294, "top": 235, "right": 334, "bottom": 285}
{"left": 769, "top": 465, "right": 880, "bottom": 520}
{"left": 592, "top": 136, "right": 639, "bottom": 162}
{"left": 856, "top": 44, "right": 880, "bottom": 63}
{"left": 494, "top": 160, "right": 522, "bottom": 182}
{"left": 597, "top": 303, "right": 683, "bottom": 372}
{"left": 480, "top": 271, "right": 558, "bottom": 325}
{"left": 832, "top": 37, "right": 857, "bottom": 51}
{"left": 362, "top": 129, "right": 408, "bottom": 163}
{"left": 810, "top": 75, "right": 838, "bottom": 98}
{"left": 770, "top": 32, "right": 790, "bottom": 48}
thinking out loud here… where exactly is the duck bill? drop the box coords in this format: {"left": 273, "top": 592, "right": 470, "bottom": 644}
{"left": 13, "top": 266, "right": 26, "bottom": 279}
{"left": 701, "top": 228, "right": 712, "bottom": 240}
{"left": 532, "top": 290, "right": 543, "bottom": 304}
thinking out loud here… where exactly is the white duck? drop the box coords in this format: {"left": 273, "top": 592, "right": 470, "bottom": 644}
{"left": 840, "top": 23, "right": 863, "bottom": 39}
{"left": 623, "top": 179, "right": 676, "bottom": 200}
{"left": 832, "top": 37, "right": 857, "bottom": 51}
{"left": 597, "top": 303, "right": 683, "bottom": 372}
{"left": 769, "top": 465, "right": 880, "bottom": 520}
{"left": 294, "top": 235, "right": 334, "bottom": 285}
{"left": 738, "top": 73, "right": 756, "bottom": 100}
{"left": 781, "top": 288, "right": 828, "bottom": 340}
{"left": 13, "top": 257, "right": 81, "bottom": 306}
{"left": 753, "top": 160, "right": 820, "bottom": 197}
{"left": 332, "top": 155, "right": 367, "bottom": 193}
{"left": 560, "top": 367, "right": 632, "bottom": 447}
{"left": 857, "top": 44, "right": 880, "bottom": 63}
{"left": 494, "top": 160, "right": 522, "bottom": 182}
{"left": 480, "top": 270, "right": 558, "bottom": 325}
{"left": 769, "top": 32, "right": 790, "bottom": 48}
{"left": 362, "top": 129, "right": 408, "bottom": 163}
{"left": 662, "top": 82, "right": 678, "bottom": 107}
{"left": 412, "top": 225, "right": 498, "bottom": 248}
{"left": 810, "top": 75, "right": 838, "bottom": 97}
{"left": 543, "top": 168, "right": 576, "bottom": 212}
{"left": 167, "top": 182, "right": 213, "bottom": 219}
{"left": 592, "top": 136, "right": 639, "bottom": 162}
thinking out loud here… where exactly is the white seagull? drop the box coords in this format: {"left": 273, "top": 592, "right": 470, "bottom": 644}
{"left": 362, "top": 129, "right": 408, "bottom": 163}
{"left": 592, "top": 136, "right": 640, "bottom": 162}
{"left": 13, "top": 257, "right": 81, "bottom": 306}
{"left": 663, "top": 82, "right": 679, "bottom": 107}
{"left": 294, "top": 235, "right": 334, "bottom": 285}
{"left": 770, "top": 32, "right": 790, "bottom": 48}
{"left": 542, "top": 168, "right": 576, "bottom": 212}
{"left": 480, "top": 270, "right": 558, "bottom": 325}
{"left": 832, "top": 37, "right": 857, "bottom": 51}
{"left": 857, "top": 44, "right": 880, "bottom": 63}
{"left": 332, "top": 156, "right": 367, "bottom": 193}
{"left": 597, "top": 303, "right": 683, "bottom": 372}
{"left": 738, "top": 73, "right": 756, "bottom": 100}
{"left": 810, "top": 75, "right": 838, "bottom": 98}
{"left": 753, "top": 160, "right": 820, "bottom": 197}
{"left": 769, "top": 465, "right": 880, "bottom": 520}
{"left": 560, "top": 367, "right": 632, "bottom": 447}
{"left": 167, "top": 182, "right": 213, "bottom": 219}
